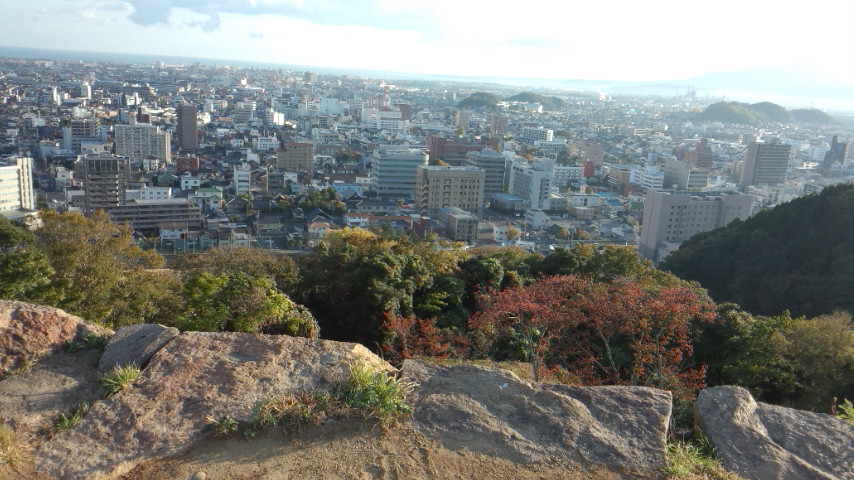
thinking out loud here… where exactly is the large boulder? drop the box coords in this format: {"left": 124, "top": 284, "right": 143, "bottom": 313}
{"left": 35, "top": 332, "right": 390, "bottom": 480}
{"left": 695, "top": 386, "right": 854, "bottom": 479}
{"left": 98, "top": 324, "right": 179, "bottom": 372}
{"left": 401, "top": 360, "right": 672, "bottom": 478}
{"left": 0, "top": 301, "right": 112, "bottom": 374}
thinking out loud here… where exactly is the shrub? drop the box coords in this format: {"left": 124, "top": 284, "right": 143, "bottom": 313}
{"left": 208, "top": 415, "right": 239, "bottom": 437}
{"left": 99, "top": 364, "right": 140, "bottom": 397}
{"left": 837, "top": 398, "right": 854, "bottom": 424}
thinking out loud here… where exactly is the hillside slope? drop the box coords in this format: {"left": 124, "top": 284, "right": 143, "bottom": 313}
{"left": 660, "top": 184, "right": 854, "bottom": 317}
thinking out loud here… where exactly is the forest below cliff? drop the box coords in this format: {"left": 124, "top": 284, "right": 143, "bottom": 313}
{"left": 1, "top": 194, "right": 853, "bottom": 418}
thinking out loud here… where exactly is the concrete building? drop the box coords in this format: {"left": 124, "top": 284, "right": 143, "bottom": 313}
{"left": 639, "top": 190, "right": 754, "bottom": 262}
{"left": 176, "top": 104, "right": 198, "bottom": 151}
{"left": 684, "top": 138, "right": 713, "bottom": 169}
{"left": 109, "top": 199, "right": 203, "bottom": 234}
{"left": 740, "top": 141, "right": 791, "bottom": 187}
{"left": 415, "top": 165, "right": 485, "bottom": 216}
{"left": 662, "top": 157, "right": 709, "bottom": 191}
{"left": 370, "top": 146, "right": 429, "bottom": 198}
{"left": 509, "top": 162, "right": 551, "bottom": 209}
{"left": 489, "top": 113, "right": 508, "bottom": 136}
{"left": 114, "top": 123, "right": 171, "bottom": 163}
{"left": 465, "top": 148, "right": 507, "bottom": 199}
{"left": 233, "top": 163, "right": 252, "bottom": 195}
{"left": 76, "top": 153, "right": 130, "bottom": 215}
{"left": 436, "top": 207, "right": 478, "bottom": 243}
{"left": 520, "top": 127, "right": 554, "bottom": 144}
{"left": 0, "top": 156, "right": 35, "bottom": 213}
{"left": 276, "top": 142, "right": 314, "bottom": 173}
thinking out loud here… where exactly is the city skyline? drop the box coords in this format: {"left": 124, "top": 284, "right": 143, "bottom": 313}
{"left": 2, "top": 0, "right": 852, "bottom": 87}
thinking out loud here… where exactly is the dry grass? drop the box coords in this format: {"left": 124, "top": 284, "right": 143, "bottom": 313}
{"left": 0, "top": 424, "right": 30, "bottom": 467}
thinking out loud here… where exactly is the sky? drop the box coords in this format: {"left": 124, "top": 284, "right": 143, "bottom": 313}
{"left": 1, "top": 0, "right": 853, "bottom": 84}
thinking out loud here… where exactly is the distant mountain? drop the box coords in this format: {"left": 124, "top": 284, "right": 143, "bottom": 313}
{"left": 458, "top": 92, "right": 501, "bottom": 110}
{"left": 660, "top": 184, "right": 854, "bottom": 318}
{"left": 506, "top": 92, "right": 565, "bottom": 110}
{"left": 695, "top": 101, "right": 837, "bottom": 126}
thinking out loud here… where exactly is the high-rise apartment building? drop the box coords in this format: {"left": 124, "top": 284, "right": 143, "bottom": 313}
{"left": 176, "top": 104, "right": 198, "bottom": 151}
{"left": 519, "top": 127, "right": 554, "bottom": 144}
{"left": 488, "top": 113, "right": 508, "bottom": 136}
{"left": 639, "top": 190, "right": 754, "bottom": 262}
{"left": 0, "top": 156, "right": 35, "bottom": 212}
{"left": 824, "top": 135, "right": 848, "bottom": 166}
{"left": 740, "top": 141, "right": 791, "bottom": 187}
{"left": 276, "top": 142, "right": 314, "bottom": 173}
{"left": 415, "top": 165, "right": 485, "bottom": 216}
{"left": 76, "top": 153, "right": 129, "bottom": 215}
{"left": 371, "top": 146, "right": 429, "bottom": 198}
{"left": 114, "top": 124, "right": 171, "bottom": 163}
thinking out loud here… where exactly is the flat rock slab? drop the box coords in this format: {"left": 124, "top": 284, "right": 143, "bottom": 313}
{"left": 98, "top": 324, "right": 179, "bottom": 372}
{"left": 401, "top": 360, "right": 671, "bottom": 478}
{"left": 35, "top": 332, "right": 389, "bottom": 480}
{"left": 696, "top": 385, "right": 854, "bottom": 480}
{"left": 0, "top": 348, "right": 103, "bottom": 435}
{"left": 0, "top": 301, "right": 112, "bottom": 374}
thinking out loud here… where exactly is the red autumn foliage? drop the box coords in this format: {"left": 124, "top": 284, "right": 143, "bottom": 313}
{"left": 470, "top": 275, "right": 715, "bottom": 397}
{"left": 380, "top": 312, "right": 470, "bottom": 364}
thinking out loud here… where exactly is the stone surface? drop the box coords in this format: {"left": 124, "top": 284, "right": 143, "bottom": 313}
{"left": 98, "top": 324, "right": 179, "bottom": 373}
{"left": 35, "top": 332, "right": 390, "bottom": 480}
{"left": 401, "top": 360, "right": 672, "bottom": 478}
{"left": 695, "top": 385, "right": 854, "bottom": 480}
{"left": 0, "top": 301, "right": 112, "bottom": 375}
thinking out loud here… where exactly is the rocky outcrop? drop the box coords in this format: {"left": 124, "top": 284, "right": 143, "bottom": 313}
{"left": 98, "top": 324, "right": 179, "bottom": 372}
{"left": 695, "top": 386, "right": 854, "bottom": 480}
{"left": 402, "top": 360, "right": 672, "bottom": 478}
{"left": 0, "top": 300, "right": 112, "bottom": 374}
{"left": 35, "top": 332, "right": 389, "bottom": 480}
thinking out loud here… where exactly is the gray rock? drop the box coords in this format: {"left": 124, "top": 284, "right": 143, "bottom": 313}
{"left": 35, "top": 332, "right": 390, "bottom": 480}
{"left": 695, "top": 385, "right": 854, "bottom": 480}
{"left": 401, "top": 360, "right": 671, "bottom": 478}
{"left": 0, "top": 300, "right": 112, "bottom": 374}
{"left": 98, "top": 324, "right": 179, "bottom": 373}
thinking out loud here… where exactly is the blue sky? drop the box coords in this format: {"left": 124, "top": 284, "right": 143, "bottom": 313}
{"left": 2, "top": 0, "right": 853, "bottom": 83}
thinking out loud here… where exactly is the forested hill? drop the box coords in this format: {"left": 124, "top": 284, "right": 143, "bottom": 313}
{"left": 660, "top": 184, "right": 854, "bottom": 318}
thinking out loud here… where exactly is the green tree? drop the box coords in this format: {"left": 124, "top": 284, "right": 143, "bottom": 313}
{"left": 174, "top": 245, "right": 299, "bottom": 295}
{"left": 34, "top": 211, "right": 178, "bottom": 327}
{"left": 177, "top": 272, "right": 319, "bottom": 337}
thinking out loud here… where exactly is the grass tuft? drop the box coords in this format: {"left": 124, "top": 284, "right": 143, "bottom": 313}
{"left": 53, "top": 403, "right": 90, "bottom": 435}
{"left": 99, "top": 364, "right": 140, "bottom": 397}
{"left": 662, "top": 432, "right": 741, "bottom": 479}
{"left": 0, "top": 424, "right": 29, "bottom": 466}
{"left": 249, "top": 361, "right": 415, "bottom": 435}
{"left": 65, "top": 333, "right": 111, "bottom": 353}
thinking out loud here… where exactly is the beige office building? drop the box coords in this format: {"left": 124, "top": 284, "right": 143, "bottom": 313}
{"left": 415, "top": 165, "right": 485, "bottom": 216}
{"left": 639, "top": 190, "right": 754, "bottom": 262}
{"left": 740, "top": 141, "right": 791, "bottom": 186}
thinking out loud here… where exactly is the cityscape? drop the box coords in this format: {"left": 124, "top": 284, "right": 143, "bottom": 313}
{"left": 1, "top": 1, "right": 854, "bottom": 478}
{"left": 0, "top": 49, "right": 851, "bottom": 263}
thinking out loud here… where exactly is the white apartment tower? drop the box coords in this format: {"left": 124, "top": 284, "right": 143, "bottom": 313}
{"left": 0, "top": 157, "right": 35, "bottom": 212}
{"left": 371, "top": 146, "right": 429, "bottom": 198}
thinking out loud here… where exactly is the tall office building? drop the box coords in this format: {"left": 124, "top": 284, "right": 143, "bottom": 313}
{"left": 76, "top": 153, "right": 129, "bottom": 215}
{"left": 0, "top": 156, "right": 35, "bottom": 212}
{"left": 639, "top": 190, "right": 754, "bottom": 262}
{"left": 371, "top": 146, "right": 429, "bottom": 198}
{"left": 509, "top": 162, "right": 551, "bottom": 209}
{"left": 176, "top": 104, "right": 198, "bottom": 151}
{"left": 740, "top": 141, "right": 791, "bottom": 186}
{"left": 114, "top": 123, "right": 171, "bottom": 163}
{"left": 276, "top": 142, "right": 314, "bottom": 173}
{"left": 465, "top": 148, "right": 508, "bottom": 199}
{"left": 662, "top": 157, "right": 709, "bottom": 191}
{"left": 415, "top": 165, "right": 485, "bottom": 216}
